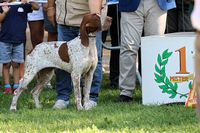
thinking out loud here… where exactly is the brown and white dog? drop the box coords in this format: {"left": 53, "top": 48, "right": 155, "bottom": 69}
{"left": 10, "top": 14, "right": 103, "bottom": 111}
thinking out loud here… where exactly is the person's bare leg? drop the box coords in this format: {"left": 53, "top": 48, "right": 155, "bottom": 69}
{"left": 47, "top": 32, "right": 57, "bottom": 41}
{"left": 3, "top": 63, "right": 12, "bottom": 93}
{"left": 3, "top": 63, "right": 11, "bottom": 85}
{"left": 28, "top": 20, "right": 44, "bottom": 48}
{"left": 29, "top": 20, "right": 45, "bottom": 84}
{"left": 19, "top": 63, "right": 24, "bottom": 80}
{"left": 12, "top": 62, "right": 20, "bottom": 85}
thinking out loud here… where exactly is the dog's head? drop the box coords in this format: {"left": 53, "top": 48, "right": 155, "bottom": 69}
{"left": 80, "top": 13, "right": 101, "bottom": 47}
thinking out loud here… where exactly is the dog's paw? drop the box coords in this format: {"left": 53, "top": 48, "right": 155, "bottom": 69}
{"left": 36, "top": 104, "right": 43, "bottom": 109}
{"left": 83, "top": 104, "right": 92, "bottom": 110}
{"left": 10, "top": 106, "right": 17, "bottom": 112}
{"left": 77, "top": 105, "right": 84, "bottom": 110}
{"left": 13, "top": 89, "right": 21, "bottom": 96}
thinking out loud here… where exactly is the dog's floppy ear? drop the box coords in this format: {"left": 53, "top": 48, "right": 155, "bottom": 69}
{"left": 80, "top": 15, "right": 89, "bottom": 47}
{"left": 85, "top": 14, "right": 101, "bottom": 33}
{"left": 80, "top": 13, "right": 101, "bottom": 47}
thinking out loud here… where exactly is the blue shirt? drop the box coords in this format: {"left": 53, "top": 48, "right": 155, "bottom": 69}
{"left": 0, "top": 4, "right": 32, "bottom": 44}
{"left": 157, "top": 0, "right": 176, "bottom": 11}
{"left": 119, "top": 0, "right": 176, "bottom": 12}
{"left": 107, "top": 0, "right": 119, "bottom": 5}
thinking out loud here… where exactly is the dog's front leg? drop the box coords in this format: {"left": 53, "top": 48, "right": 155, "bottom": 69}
{"left": 31, "top": 84, "right": 43, "bottom": 109}
{"left": 71, "top": 72, "right": 83, "bottom": 110}
{"left": 83, "top": 68, "right": 96, "bottom": 110}
{"left": 10, "top": 88, "right": 24, "bottom": 111}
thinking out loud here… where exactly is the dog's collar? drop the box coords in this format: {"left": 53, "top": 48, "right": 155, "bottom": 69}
{"left": 88, "top": 33, "right": 96, "bottom": 37}
{"left": 79, "top": 33, "right": 96, "bottom": 38}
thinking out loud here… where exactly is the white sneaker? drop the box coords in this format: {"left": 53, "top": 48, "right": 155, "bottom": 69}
{"left": 53, "top": 99, "right": 69, "bottom": 109}
{"left": 102, "top": 67, "right": 105, "bottom": 73}
{"left": 45, "top": 82, "right": 52, "bottom": 89}
{"left": 84, "top": 100, "right": 97, "bottom": 110}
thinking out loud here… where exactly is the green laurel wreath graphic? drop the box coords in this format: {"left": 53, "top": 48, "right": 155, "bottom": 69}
{"left": 154, "top": 49, "right": 190, "bottom": 99}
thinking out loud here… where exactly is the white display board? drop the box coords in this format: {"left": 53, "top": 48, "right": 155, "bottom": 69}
{"left": 141, "top": 32, "right": 196, "bottom": 105}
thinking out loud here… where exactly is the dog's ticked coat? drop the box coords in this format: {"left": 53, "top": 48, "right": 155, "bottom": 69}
{"left": 10, "top": 14, "right": 101, "bottom": 111}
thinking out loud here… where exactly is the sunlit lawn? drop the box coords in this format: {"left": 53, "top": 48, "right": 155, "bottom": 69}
{"left": 0, "top": 74, "right": 199, "bottom": 133}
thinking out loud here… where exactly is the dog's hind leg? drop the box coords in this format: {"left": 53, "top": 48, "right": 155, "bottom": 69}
{"left": 10, "top": 72, "right": 36, "bottom": 111}
{"left": 10, "top": 88, "right": 25, "bottom": 111}
{"left": 31, "top": 68, "right": 54, "bottom": 108}
{"left": 71, "top": 72, "right": 83, "bottom": 110}
{"left": 10, "top": 64, "right": 39, "bottom": 111}
{"left": 21, "top": 66, "right": 40, "bottom": 89}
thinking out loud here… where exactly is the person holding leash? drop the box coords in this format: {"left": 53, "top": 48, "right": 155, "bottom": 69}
{"left": 47, "top": 0, "right": 107, "bottom": 109}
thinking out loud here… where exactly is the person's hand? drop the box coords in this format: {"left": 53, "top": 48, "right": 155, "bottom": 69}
{"left": 2, "top": 3, "right": 10, "bottom": 14}
{"left": 47, "top": 6, "right": 56, "bottom": 26}
{"left": 102, "top": 16, "right": 112, "bottom": 31}
{"left": 43, "top": 3, "right": 48, "bottom": 12}
{"left": 21, "top": 0, "right": 29, "bottom": 4}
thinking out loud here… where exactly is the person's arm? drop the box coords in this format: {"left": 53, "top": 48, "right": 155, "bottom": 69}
{"left": 89, "top": 0, "right": 111, "bottom": 31}
{"left": 47, "top": 0, "right": 56, "bottom": 26}
{"left": 30, "top": 2, "right": 39, "bottom": 10}
{"left": 21, "top": 0, "right": 39, "bottom": 10}
{"left": 0, "top": 4, "right": 10, "bottom": 23}
{"left": 191, "top": 0, "right": 200, "bottom": 31}
{"left": 48, "top": 0, "right": 56, "bottom": 8}
{"left": 0, "top": 12, "right": 6, "bottom": 22}
{"left": 88, "top": 0, "right": 103, "bottom": 14}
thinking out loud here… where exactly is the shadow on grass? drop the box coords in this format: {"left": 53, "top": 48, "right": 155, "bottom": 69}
{"left": 0, "top": 74, "right": 199, "bottom": 132}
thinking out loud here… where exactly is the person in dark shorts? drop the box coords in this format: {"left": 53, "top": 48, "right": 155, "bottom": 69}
{"left": 43, "top": 3, "right": 57, "bottom": 41}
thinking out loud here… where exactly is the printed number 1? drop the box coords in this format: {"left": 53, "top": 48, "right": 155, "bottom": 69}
{"left": 175, "top": 47, "right": 189, "bottom": 74}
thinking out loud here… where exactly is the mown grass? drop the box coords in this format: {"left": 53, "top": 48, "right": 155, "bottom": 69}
{"left": 0, "top": 74, "right": 200, "bottom": 133}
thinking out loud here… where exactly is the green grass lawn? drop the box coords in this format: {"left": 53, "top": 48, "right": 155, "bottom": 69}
{"left": 0, "top": 74, "right": 200, "bottom": 133}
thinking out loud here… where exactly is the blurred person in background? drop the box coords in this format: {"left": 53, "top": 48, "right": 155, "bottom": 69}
{"left": 118, "top": 0, "right": 176, "bottom": 102}
{"left": 102, "top": 0, "right": 120, "bottom": 88}
{"left": 20, "top": 3, "right": 44, "bottom": 80}
{"left": 0, "top": 0, "right": 39, "bottom": 94}
{"left": 166, "top": 0, "right": 194, "bottom": 33}
{"left": 47, "top": 0, "right": 108, "bottom": 109}
{"left": 43, "top": 2, "right": 57, "bottom": 42}
{"left": 191, "top": 0, "right": 200, "bottom": 119}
